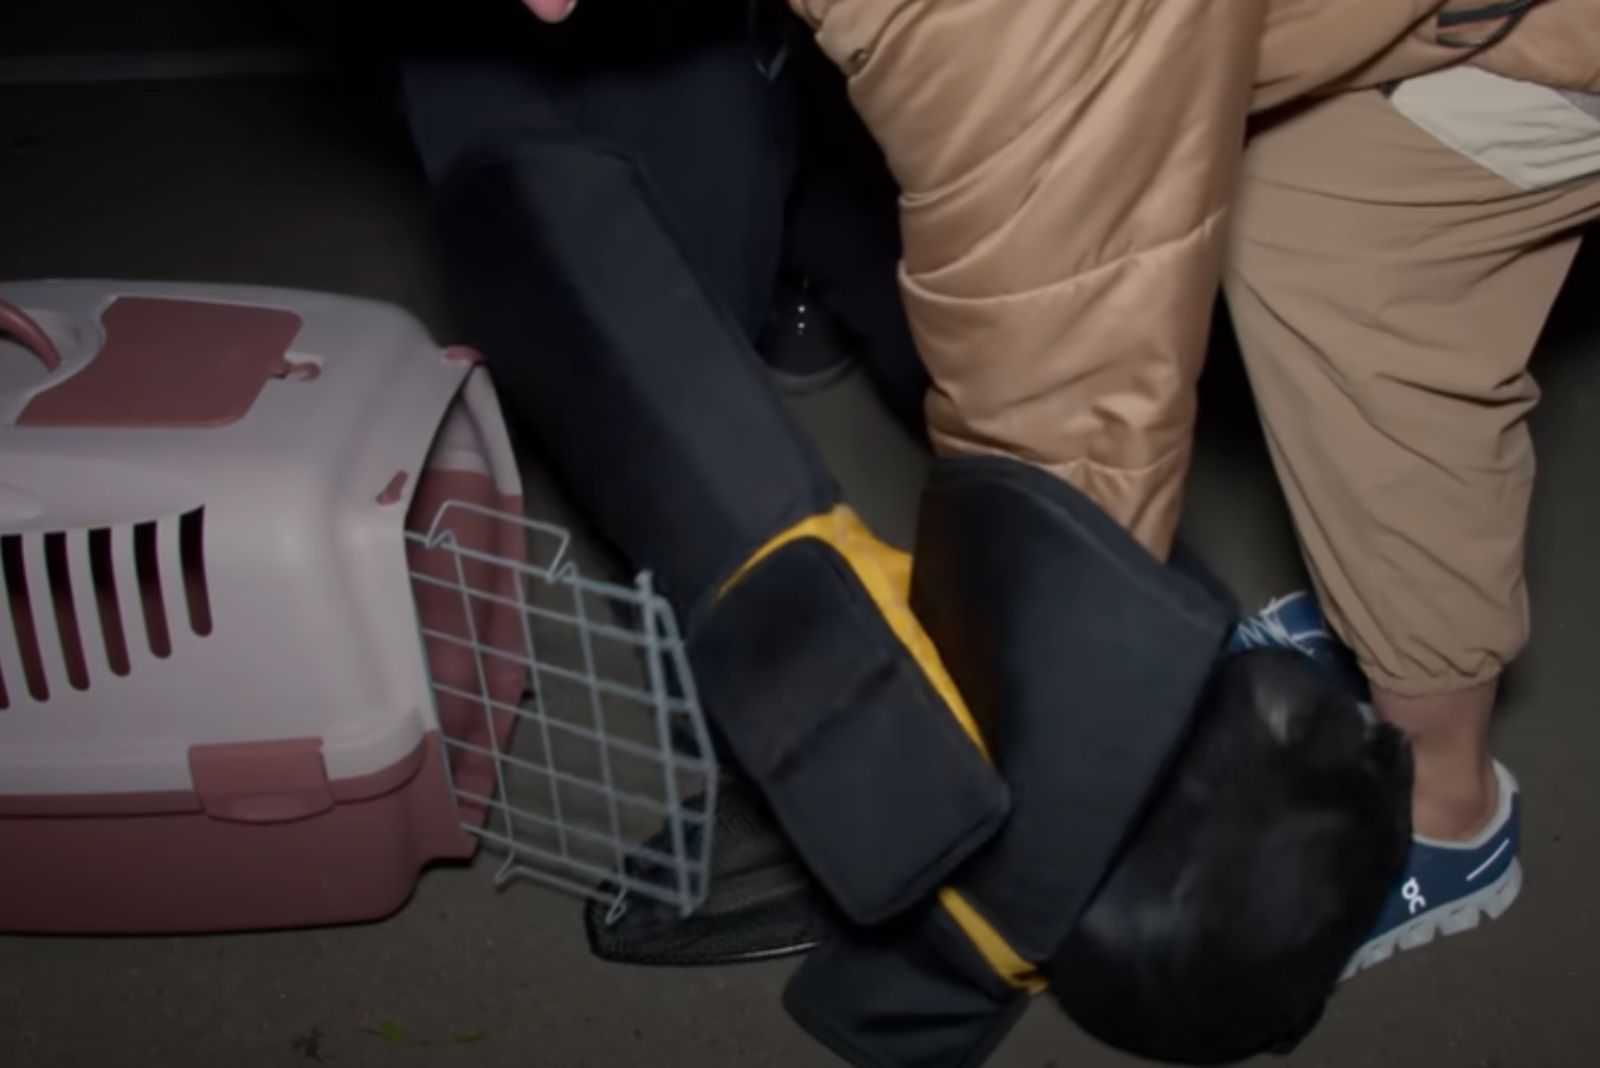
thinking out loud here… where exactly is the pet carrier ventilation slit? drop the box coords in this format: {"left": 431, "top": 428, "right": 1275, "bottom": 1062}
{"left": 42, "top": 532, "right": 89, "bottom": 691}
{"left": 132, "top": 521, "right": 170, "bottom": 658}
{"left": 86, "top": 527, "right": 130, "bottom": 676}
{"left": 2, "top": 534, "right": 49, "bottom": 701}
{"left": 179, "top": 509, "right": 212, "bottom": 637}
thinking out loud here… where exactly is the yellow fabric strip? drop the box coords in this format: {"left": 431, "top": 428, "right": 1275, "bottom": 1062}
{"left": 938, "top": 888, "right": 1047, "bottom": 994}
{"left": 720, "top": 506, "right": 989, "bottom": 758}
{"left": 726, "top": 508, "right": 1044, "bottom": 988}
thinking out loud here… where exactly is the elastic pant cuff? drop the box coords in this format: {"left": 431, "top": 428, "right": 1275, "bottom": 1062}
{"left": 1360, "top": 660, "right": 1508, "bottom": 700}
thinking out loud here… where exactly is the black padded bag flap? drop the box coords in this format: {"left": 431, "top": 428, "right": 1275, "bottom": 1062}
{"left": 690, "top": 537, "right": 1009, "bottom": 925}
{"left": 912, "top": 457, "right": 1234, "bottom": 961}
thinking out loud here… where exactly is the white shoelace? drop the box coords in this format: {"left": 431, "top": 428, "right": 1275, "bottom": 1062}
{"left": 1232, "top": 594, "right": 1332, "bottom": 658}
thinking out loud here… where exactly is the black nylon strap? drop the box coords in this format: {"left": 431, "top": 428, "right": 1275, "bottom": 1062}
{"left": 1435, "top": 0, "right": 1541, "bottom": 48}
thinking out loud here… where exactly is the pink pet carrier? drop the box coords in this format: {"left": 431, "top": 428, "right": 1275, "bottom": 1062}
{"left": 0, "top": 280, "right": 715, "bottom": 934}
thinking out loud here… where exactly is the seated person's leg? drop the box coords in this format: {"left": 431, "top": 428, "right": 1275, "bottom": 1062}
{"left": 422, "top": 10, "right": 1014, "bottom": 926}
{"left": 1227, "top": 86, "right": 1600, "bottom": 964}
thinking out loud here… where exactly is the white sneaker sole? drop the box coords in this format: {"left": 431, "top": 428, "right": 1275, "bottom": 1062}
{"left": 1341, "top": 858, "right": 1523, "bottom": 981}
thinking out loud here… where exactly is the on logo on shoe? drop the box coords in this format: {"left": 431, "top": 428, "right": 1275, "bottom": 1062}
{"left": 1402, "top": 877, "right": 1428, "bottom": 916}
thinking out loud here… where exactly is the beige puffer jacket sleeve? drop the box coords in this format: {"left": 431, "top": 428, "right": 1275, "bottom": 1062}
{"left": 789, "top": 0, "right": 1269, "bottom": 557}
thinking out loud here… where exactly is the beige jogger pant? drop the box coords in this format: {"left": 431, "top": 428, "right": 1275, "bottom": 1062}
{"left": 1226, "top": 87, "right": 1600, "bottom": 697}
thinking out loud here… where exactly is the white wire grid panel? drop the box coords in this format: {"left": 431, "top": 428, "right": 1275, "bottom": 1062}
{"left": 406, "top": 499, "right": 717, "bottom": 917}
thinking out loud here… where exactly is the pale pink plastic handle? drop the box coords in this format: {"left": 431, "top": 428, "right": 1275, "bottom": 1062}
{"left": 0, "top": 298, "right": 62, "bottom": 372}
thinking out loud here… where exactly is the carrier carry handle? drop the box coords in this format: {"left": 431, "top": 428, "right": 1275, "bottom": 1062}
{"left": 0, "top": 298, "right": 62, "bottom": 373}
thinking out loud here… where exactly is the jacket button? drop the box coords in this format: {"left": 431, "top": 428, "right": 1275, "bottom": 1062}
{"left": 847, "top": 47, "right": 871, "bottom": 73}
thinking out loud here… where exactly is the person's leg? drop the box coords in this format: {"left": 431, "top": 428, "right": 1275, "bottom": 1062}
{"left": 419, "top": 4, "right": 1028, "bottom": 951}
{"left": 1375, "top": 684, "right": 1497, "bottom": 840}
{"left": 1226, "top": 89, "right": 1600, "bottom": 842}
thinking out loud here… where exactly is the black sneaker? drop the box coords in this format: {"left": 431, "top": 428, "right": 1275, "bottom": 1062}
{"left": 756, "top": 275, "right": 856, "bottom": 394}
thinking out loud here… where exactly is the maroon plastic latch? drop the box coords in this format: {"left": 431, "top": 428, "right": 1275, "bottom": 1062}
{"left": 187, "top": 737, "right": 335, "bottom": 824}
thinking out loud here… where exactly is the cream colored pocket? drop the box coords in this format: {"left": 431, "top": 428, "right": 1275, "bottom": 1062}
{"left": 1391, "top": 66, "right": 1600, "bottom": 191}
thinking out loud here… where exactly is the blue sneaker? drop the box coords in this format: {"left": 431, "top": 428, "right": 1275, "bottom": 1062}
{"left": 1227, "top": 590, "right": 1369, "bottom": 700}
{"left": 1343, "top": 761, "right": 1523, "bottom": 979}
{"left": 1232, "top": 590, "right": 1523, "bottom": 979}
